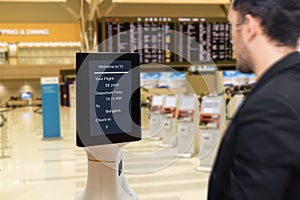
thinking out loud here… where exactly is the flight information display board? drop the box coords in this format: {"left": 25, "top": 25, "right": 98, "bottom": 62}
{"left": 76, "top": 53, "right": 141, "bottom": 147}
{"left": 98, "top": 18, "right": 233, "bottom": 64}
{"left": 100, "top": 18, "right": 176, "bottom": 64}
{"left": 176, "top": 20, "right": 232, "bottom": 62}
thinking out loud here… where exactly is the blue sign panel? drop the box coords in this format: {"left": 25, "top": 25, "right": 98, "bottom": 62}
{"left": 41, "top": 77, "right": 61, "bottom": 139}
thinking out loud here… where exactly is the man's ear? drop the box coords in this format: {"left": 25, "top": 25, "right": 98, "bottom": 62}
{"left": 244, "top": 14, "right": 260, "bottom": 41}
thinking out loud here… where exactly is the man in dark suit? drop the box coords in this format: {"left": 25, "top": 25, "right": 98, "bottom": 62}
{"left": 208, "top": 0, "right": 300, "bottom": 199}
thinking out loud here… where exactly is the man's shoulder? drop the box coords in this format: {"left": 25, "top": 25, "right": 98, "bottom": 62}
{"left": 240, "top": 66, "right": 300, "bottom": 115}
{"left": 265, "top": 65, "right": 300, "bottom": 97}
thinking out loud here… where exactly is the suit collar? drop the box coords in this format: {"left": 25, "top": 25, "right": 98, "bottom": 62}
{"left": 236, "top": 52, "right": 300, "bottom": 114}
{"left": 255, "top": 51, "right": 300, "bottom": 88}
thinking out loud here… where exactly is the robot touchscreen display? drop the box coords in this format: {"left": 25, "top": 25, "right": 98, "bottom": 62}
{"left": 76, "top": 53, "right": 141, "bottom": 147}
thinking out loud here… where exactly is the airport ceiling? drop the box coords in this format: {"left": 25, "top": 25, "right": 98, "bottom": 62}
{"left": 0, "top": 0, "right": 229, "bottom": 23}
{"left": 0, "top": 0, "right": 81, "bottom": 23}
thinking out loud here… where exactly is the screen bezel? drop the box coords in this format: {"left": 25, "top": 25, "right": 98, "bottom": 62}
{"left": 76, "top": 53, "right": 141, "bottom": 147}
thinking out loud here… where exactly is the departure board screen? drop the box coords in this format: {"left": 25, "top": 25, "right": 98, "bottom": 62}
{"left": 101, "top": 18, "right": 175, "bottom": 64}
{"left": 98, "top": 18, "right": 233, "bottom": 64}
{"left": 177, "top": 22, "right": 200, "bottom": 62}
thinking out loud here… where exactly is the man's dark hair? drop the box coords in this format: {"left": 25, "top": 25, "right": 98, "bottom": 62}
{"left": 232, "top": 0, "right": 300, "bottom": 47}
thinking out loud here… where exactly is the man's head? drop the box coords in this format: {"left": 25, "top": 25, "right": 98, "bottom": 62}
{"left": 228, "top": 0, "right": 300, "bottom": 73}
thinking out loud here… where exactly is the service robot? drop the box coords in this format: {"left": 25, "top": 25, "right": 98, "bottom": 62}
{"left": 76, "top": 52, "right": 141, "bottom": 200}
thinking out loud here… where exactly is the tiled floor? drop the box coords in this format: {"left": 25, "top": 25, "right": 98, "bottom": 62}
{"left": 0, "top": 107, "right": 210, "bottom": 200}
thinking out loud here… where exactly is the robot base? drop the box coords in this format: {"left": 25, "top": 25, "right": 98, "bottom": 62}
{"left": 75, "top": 144, "right": 138, "bottom": 200}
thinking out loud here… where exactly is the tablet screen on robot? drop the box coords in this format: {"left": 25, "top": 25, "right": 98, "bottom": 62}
{"left": 76, "top": 53, "right": 141, "bottom": 147}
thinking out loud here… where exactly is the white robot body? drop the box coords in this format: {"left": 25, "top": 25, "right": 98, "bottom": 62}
{"left": 76, "top": 144, "right": 138, "bottom": 200}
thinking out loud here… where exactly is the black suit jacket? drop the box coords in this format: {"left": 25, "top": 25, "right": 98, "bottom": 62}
{"left": 208, "top": 52, "right": 300, "bottom": 200}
